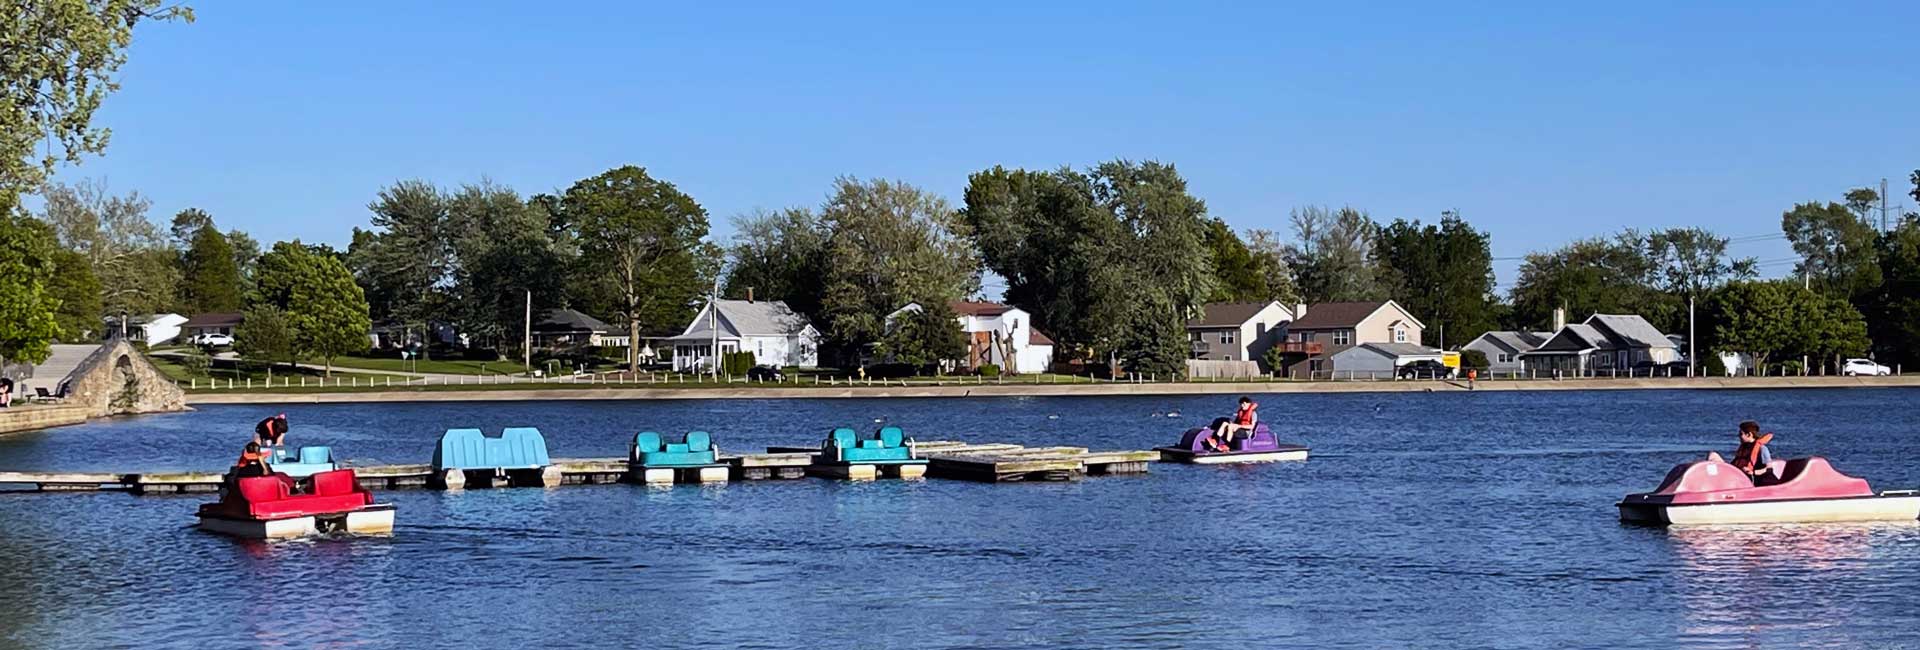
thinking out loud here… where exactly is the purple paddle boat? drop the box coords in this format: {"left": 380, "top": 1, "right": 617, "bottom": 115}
{"left": 1155, "top": 422, "right": 1310, "bottom": 464}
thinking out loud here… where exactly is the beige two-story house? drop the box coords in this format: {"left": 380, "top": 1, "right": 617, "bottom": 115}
{"left": 1279, "top": 300, "right": 1427, "bottom": 378}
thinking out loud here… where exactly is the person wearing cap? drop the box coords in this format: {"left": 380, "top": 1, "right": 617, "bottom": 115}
{"left": 253, "top": 413, "right": 290, "bottom": 449}
{"left": 1731, "top": 420, "right": 1776, "bottom": 485}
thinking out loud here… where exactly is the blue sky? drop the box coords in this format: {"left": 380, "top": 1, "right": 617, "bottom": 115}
{"left": 54, "top": 1, "right": 1920, "bottom": 291}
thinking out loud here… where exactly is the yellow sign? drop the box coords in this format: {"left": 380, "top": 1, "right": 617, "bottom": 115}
{"left": 1442, "top": 351, "right": 1461, "bottom": 368}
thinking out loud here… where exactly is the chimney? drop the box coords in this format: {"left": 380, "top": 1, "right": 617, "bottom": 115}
{"left": 1552, "top": 307, "right": 1566, "bottom": 332}
{"left": 1294, "top": 303, "right": 1308, "bottom": 321}
{"left": 747, "top": 287, "right": 754, "bottom": 303}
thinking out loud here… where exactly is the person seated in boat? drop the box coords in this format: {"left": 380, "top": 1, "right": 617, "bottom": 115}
{"left": 253, "top": 413, "right": 289, "bottom": 450}
{"left": 231, "top": 442, "right": 274, "bottom": 479}
{"left": 1731, "top": 420, "right": 1776, "bottom": 485}
{"left": 1207, "top": 397, "right": 1259, "bottom": 452}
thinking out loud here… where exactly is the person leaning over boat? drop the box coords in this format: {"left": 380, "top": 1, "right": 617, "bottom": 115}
{"left": 231, "top": 442, "right": 274, "bottom": 479}
{"left": 1208, "top": 397, "right": 1259, "bottom": 452}
{"left": 253, "top": 413, "right": 289, "bottom": 449}
{"left": 1731, "top": 421, "right": 1776, "bottom": 485}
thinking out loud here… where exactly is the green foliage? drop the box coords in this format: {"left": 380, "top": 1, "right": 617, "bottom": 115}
{"left": 977, "top": 363, "right": 1000, "bottom": 377}
{"left": 1284, "top": 206, "right": 1387, "bottom": 303}
{"left": 1202, "top": 218, "right": 1268, "bottom": 302}
{"left": 180, "top": 348, "right": 210, "bottom": 377}
{"left": 1459, "top": 349, "right": 1490, "bottom": 370}
{"left": 233, "top": 305, "right": 297, "bottom": 377}
{"left": 1704, "top": 353, "right": 1728, "bottom": 377}
{"left": 878, "top": 300, "right": 968, "bottom": 372}
{"left": 47, "top": 247, "right": 100, "bottom": 341}
{"left": 1706, "top": 280, "right": 1870, "bottom": 371}
{"left": 357, "top": 180, "right": 453, "bottom": 328}
{"left": 0, "top": 213, "right": 62, "bottom": 364}
{"left": 446, "top": 182, "right": 568, "bottom": 352}
{"left": 0, "top": 1, "right": 192, "bottom": 198}
{"left": 255, "top": 241, "right": 372, "bottom": 376}
{"left": 563, "top": 165, "right": 713, "bottom": 371}
{"left": 723, "top": 207, "right": 830, "bottom": 323}
{"left": 181, "top": 225, "right": 243, "bottom": 312}
{"left": 1646, "top": 227, "right": 1756, "bottom": 299}
{"left": 817, "top": 177, "right": 978, "bottom": 355}
{"left": 1779, "top": 359, "right": 1804, "bottom": 376}
{"left": 722, "top": 351, "right": 756, "bottom": 376}
{"left": 1782, "top": 201, "right": 1881, "bottom": 304}
{"left": 1260, "top": 346, "right": 1287, "bottom": 372}
{"left": 1374, "top": 213, "right": 1498, "bottom": 348}
{"left": 168, "top": 208, "right": 212, "bottom": 249}
{"left": 1508, "top": 230, "right": 1677, "bottom": 331}
{"left": 37, "top": 180, "right": 178, "bottom": 315}
{"left": 1243, "top": 228, "right": 1301, "bottom": 305}
{"left": 1869, "top": 217, "right": 1920, "bottom": 367}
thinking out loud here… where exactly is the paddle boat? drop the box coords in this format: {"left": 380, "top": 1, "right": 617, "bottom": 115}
{"left": 808, "top": 426, "right": 929, "bottom": 480}
{"left": 628, "top": 431, "right": 729, "bottom": 485}
{"left": 1619, "top": 452, "right": 1920, "bottom": 525}
{"left": 196, "top": 469, "right": 395, "bottom": 539}
{"left": 1155, "top": 422, "right": 1309, "bottom": 464}
{"left": 433, "top": 427, "right": 561, "bottom": 489}
{"left": 267, "top": 445, "right": 338, "bottom": 478}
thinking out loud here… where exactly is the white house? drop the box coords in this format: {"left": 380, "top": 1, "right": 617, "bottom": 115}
{"left": 1521, "top": 313, "right": 1681, "bottom": 375}
{"left": 107, "top": 313, "right": 187, "bottom": 347}
{"left": 1462, "top": 331, "right": 1553, "bottom": 375}
{"left": 1184, "top": 301, "right": 1300, "bottom": 369}
{"left": 667, "top": 299, "right": 820, "bottom": 372}
{"left": 1327, "top": 342, "right": 1446, "bottom": 379}
{"left": 887, "top": 300, "right": 1055, "bottom": 374}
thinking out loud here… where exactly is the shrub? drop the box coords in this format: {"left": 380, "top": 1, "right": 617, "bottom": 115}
{"left": 723, "top": 351, "right": 756, "bottom": 376}
{"left": 1779, "top": 360, "right": 1804, "bottom": 376}
{"left": 181, "top": 350, "right": 211, "bottom": 377}
{"left": 1459, "top": 349, "right": 1489, "bottom": 370}
{"left": 978, "top": 363, "right": 1001, "bottom": 377}
{"left": 1705, "top": 354, "right": 1728, "bottom": 377}
{"left": 863, "top": 363, "right": 918, "bottom": 379}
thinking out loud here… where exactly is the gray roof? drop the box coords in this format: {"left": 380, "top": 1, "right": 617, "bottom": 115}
{"left": 1532, "top": 324, "right": 1606, "bottom": 353}
{"left": 1187, "top": 302, "right": 1279, "bottom": 328}
{"left": 1474, "top": 331, "right": 1553, "bottom": 354}
{"left": 1354, "top": 342, "right": 1443, "bottom": 358}
{"left": 534, "top": 308, "right": 614, "bottom": 333}
{"left": 1587, "top": 314, "right": 1674, "bottom": 349}
{"left": 672, "top": 299, "right": 813, "bottom": 340}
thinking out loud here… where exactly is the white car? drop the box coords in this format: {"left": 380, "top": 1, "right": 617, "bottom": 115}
{"left": 1842, "top": 358, "right": 1891, "bottom": 376}
{"left": 194, "top": 333, "right": 235, "bottom": 347}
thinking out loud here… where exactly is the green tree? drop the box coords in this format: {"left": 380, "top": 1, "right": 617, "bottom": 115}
{"left": 1703, "top": 280, "right": 1865, "bottom": 372}
{"left": 1244, "top": 228, "right": 1302, "bottom": 305}
{"left": 1202, "top": 218, "right": 1268, "bottom": 302}
{"left": 1871, "top": 217, "right": 1920, "bottom": 366}
{"left": 233, "top": 305, "right": 296, "bottom": 381}
{"left": 817, "top": 177, "right": 978, "bottom": 356}
{"left": 1284, "top": 206, "right": 1388, "bottom": 303}
{"left": 360, "top": 180, "right": 452, "bottom": 333}
{"left": 446, "top": 182, "right": 567, "bottom": 354}
{"left": 255, "top": 241, "right": 371, "bottom": 376}
{"left": 168, "top": 207, "right": 212, "bottom": 250}
{"left": 722, "top": 207, "right": 830, "bottom": 322}
{"left": 1508, "top": 231, "right": 1675, "bottom": 331}
{"left": 1782, "top": 200, "right": 1881, "bottom": 304}
{"left": 226, "top": 229, "right": 260, "bottom": 294}
{"left": 0, "top": 213, "right": 62, "bottom": 364}
{"left": 879, "top": 299, "right": 967, "bottom": 373}
{"left": 0, "top": 0, "right": 192, "bottom": 202}
{"left": 1373, "top": 213, "right": 1497, "bottom": 348}
{"left": 181, "top": 225, "right": 243, "bottom": 312}
{"left": 1646, "top": 227, "right": 1757, "bottom": 300}
{"left": 47, "top": 247, "right": 101, "bottom": 340}
{"left": 36, "top": 179, "right": 178, "bottom": 315}
{"left": 562, "top": 165, "right": 713, "bottom": 373}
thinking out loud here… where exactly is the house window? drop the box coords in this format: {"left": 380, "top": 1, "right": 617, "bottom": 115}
{"left": 1301, "top": 332, "right": 1315, "bottom": 342}
{"left": 1190, "top": 331, "right": 1201, "bottom": 342}
{"left": 1498, "top": 353, "right": 1512, "bottom": 363}
{"left": 1256, "top": 323, "right": 1268, "bottom": 337}
{"left": 1394, "top": 328, "right": 1407, "bottom": 343}
{"left": 1332, "top": 330, "right": 1351, "bottom": 346}
{"left": 1220, "top": 331, "right": 1234, "bottom": 345}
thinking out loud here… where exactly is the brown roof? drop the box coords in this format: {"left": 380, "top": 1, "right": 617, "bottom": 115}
{"left": 183, "top": 312, "right": 244, "bottom": 327}
{"left": 949, "top": 300, "right": 1015, "bottom": 317}
{"left": 1029, "top": 328, "right": 1055, "bottom": 346}
{"left": 1287, "top": 301, "right": 1390, "bottom": 330}
{"left": 1186, "top": 302, "right": 1275, "bottom": 328}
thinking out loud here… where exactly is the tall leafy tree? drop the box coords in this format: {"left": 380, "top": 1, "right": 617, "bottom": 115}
{"left": 47, "top": 247, "right": 101, "bottom": 340}
{"left": 878, "top": 299, "right": 968, "bottom": 373}
{"left": 1373, "top": 213, "right": 1497, "bottom": 348}
{"left": 818, "top": 177, "right": 979, "bottom": 355}
{"left": 180, "top": 225, "right": 243, "bottom": 312}
{"left": 1870, "top": 216, "right": 1920, "bottom": 367}
{"left": 233, "top": 305, "right": 296, "bottom": 380}
{"left": 360, "top": 180, "right": 453, "bottom": 332}
{"left": 1243, "top": 228, "right": 1302, "bottom": 305}
{"left": 1508, "top": 230, "right": 1676, "bottom": 331}
{"left": 35, "top": 179, "right": 177, "bottom": 316}
{"left": 562, "top": 165, "right": 713, "bottom": 372}
{"left": 1646, "top": 227, "right": 1756, "bottom": 300}
{"left": 445, "top": 182, "right": 567, "bottom": 353}
{"left": 1782, "top": 200, "right": 1881, "bottom": 304}
{"left": 226, "top": 229, "right": 260, "bottom": 294}
{"left": 1201, "top": 218, "right": 1269, "bottom": 302}
{"left": 168, "top": 207, "right": 212, "bottom": 250}
{"left": 722, "top": 207, "right": 831, "bottom": 323}
{"left": 254, "top": 241, "right": 371, "bottom": 376}
{"left": 1284, "top": 206, "right": 1387, "bottom": 303}
{"left": 1706, "top": 280, "right": 1869, "bottom": 373}
{"left": 0, "top": 214, "right": 62, "bottom": 363}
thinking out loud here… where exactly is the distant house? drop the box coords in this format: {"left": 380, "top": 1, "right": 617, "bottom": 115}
{"left": 1328, "top": 342, "right": 1447, "bottom": 379}
{"left": 1521, "top": 313, "right": 1680, "bottom": 375}
{"left": 887, "top": 300, "right": 1055, "bottom": 374}
{"left": 667, "top": 299, "right": 820, "bottom": 372}
{"left": 182, "top": 312, "right": 243, "bottom": 340}
{"left": 105, "top": 313, "right": 188, "bottom": 347}
{"left": 1280, "top": 301, "right": 1426, "bottom": 379}
{"left": 1463, "top": 331, "right": 1554, "bottom": 375}
{"left": 1185, "top": 301, "right": 1299, "bottom": 369}
{"left": 531, "top": 309, "right": 627, "bottom": 350}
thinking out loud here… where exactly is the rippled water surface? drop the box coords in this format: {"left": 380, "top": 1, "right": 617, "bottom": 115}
{"left": 3, "top": 388, "right": 1919, "bottom": 649}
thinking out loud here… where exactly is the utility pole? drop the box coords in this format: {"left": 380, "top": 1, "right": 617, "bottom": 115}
{"left": 523, "top": 290, "right": 532, "bottom": 375}
{"left": 1883, "top": 178, "right": 1891, "bottom": 232}
{"left": 709, "top": 282, "right": 720, "bottom": 379}
{"left": 1688, "top": 297, "right": 1696, "bottom": 377}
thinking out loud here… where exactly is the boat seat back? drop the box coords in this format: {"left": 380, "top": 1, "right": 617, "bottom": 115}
{"left": 635, "top": 431, "right": 663, "bottom": 454}
{"left": 829, "top": 428, "right": 857, "bottom": 449}
{"left": 685, "top": 431, "right": 712, "bottom": 452}
{"left": 878, "top": 427, "right": 904, "bottom": 448}
{"left": 235, "top": 476, "right": 288, "bottom": 503}
{"left": 665, "top": 443, "right": 690, "bottom": 453}
{"left": 298, "top": 446, "right": 333, "bottom": 465}
{"left": 435, "top": 427, "right": 552, "bottom": 471}
{"left": 310, "top": 469, "right": 358, "bottom": 496}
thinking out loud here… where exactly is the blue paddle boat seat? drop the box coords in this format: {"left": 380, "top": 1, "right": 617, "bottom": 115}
{"left": 269, "top": 446, "right": 338, "bottom": 478}
{"left": 632, "top": 431, "right": 720, "bottom": 467}
{"left": 433, "top": 427, "right": 552, "bottom": 472}
{"left": 824, "top": 426, "right": 917, "bottom": 463}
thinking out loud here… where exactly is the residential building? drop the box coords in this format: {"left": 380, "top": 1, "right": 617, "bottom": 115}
{"left": 1184, "top": 301, "right": 1299, "bottom": 369}
{"left": 887, "top": 300, "right": 1056, "bottom": 374}
{"left": 531, "top": 309, "right": 628, "bottom": 350}
{"left": 1462, "top": 331, "right": 1553, "bottom": 375}
{"left": 104, "top": 313, "right": 188, "bottom": 347}
{"left": 1327, "top": 342, "right": 1447, "bottom": 379}
{"left": 1521, "top": 313, "right": 1680, "bottom": 375}
{"left": 667, "top": 299, "right": 821, "bottom": 372}
{"left": 182, "top": 312, "right": 243, "bottom": 341}
{"left": 1279, "top": 300, "right": 1426, "bottom": 379}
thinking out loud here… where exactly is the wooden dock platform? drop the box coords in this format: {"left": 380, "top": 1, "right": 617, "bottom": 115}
{"left": 916, "top": 441, "right": 1160, "bottom": 482}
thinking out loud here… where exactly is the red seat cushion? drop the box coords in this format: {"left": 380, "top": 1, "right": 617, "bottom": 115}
{"left": 235, "top": 476, "right": 289, "bottom": 503}
{"left": 310, "top": 469, "right": 358, "bottom": 496}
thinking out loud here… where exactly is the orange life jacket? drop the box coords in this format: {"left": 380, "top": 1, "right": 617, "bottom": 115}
{"left": 1732, "top": 433, "right": 1773, "bottom": 471}
{"left": 1234, "top": 403, "right": 1257, "bottom": 426}
{"left": 235, "top": 451, "right": 264, "bottom": 468}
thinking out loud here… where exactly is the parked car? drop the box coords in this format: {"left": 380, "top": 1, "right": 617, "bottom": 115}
{"left": 1630, "top": 361, "right": 1692, "bottom": 377}
{"left": 1398, "top": 360, "right": 1453, "bottom": 379}
{"left": 1842, "top": 358, "right": 1892, "bottom": 376}
{"left": 745, "top": 365, "right": 784, "bottom": 382}
{"left": 193, "top": 333, "right": 234, "bottom": 347}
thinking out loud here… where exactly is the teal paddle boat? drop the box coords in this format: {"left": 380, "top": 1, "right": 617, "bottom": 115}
{"left": 808, "top": 426, "right": 928, "bottom": 480}
{"left": 628, "top": 431, "right": 730, "bottom": 485}
{"left": 432, "top": 427, "right": 561, "bottom": 489}
{"left": 267, "top": 446, "right": 339, "bottom": 478}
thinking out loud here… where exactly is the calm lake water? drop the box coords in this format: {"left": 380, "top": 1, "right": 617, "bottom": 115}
{"left": 3, "top": 388, "right": 1919, "bottom": 650}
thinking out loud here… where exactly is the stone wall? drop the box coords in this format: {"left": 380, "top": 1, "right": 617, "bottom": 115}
{"left": 0, "top": 404, "right": 90, "bottom": 435}
{"left": 62, "top": 339, "right": 188, "bottom": 417}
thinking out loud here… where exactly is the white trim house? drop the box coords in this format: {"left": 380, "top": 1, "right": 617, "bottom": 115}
{"left": 666, "top": 299, "right": 820, "bottom": 371}
{"left": 887, "top": 301, "right": 1055, "bottom": 374}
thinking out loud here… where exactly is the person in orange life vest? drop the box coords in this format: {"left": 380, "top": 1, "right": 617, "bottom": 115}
{"left": 1731, "top": 420, "right": 1776, "bottom": 485}
{"left": 1208, "top": 397, "right": 1259, "bottom": 452}
{"left": 232, "top": 442, "right": 274, "bottom": 478}
{"left": 254, "top": 413, "right": 289, "bottom": 449}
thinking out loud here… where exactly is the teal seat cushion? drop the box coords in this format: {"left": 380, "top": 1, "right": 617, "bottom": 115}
{"left": 635, "top": 432, "right": 662, "bottom": 453}
{"left": 879, "top": 427, "right": 904, "bottom": 448}
{"left": 830, "top": 428, "right": 857, "bottom": 449}
{"left": 859, "top": 440, "right": 883, "bottom": 449}
{"left": 686, "top": 431, "right": 711, "bottom": 452}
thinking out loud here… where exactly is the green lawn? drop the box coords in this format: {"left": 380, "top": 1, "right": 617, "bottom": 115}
{"left": 311, "top": 354, "right": 530, "bottom": 376}
{"left": 150, "top": 354, "right": 387, "bottom": 386}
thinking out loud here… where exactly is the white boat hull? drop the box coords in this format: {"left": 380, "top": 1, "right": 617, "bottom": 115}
{"left": 1156, "top": 447, "right": 1311, "bottom": 465}
{"left": 197, "top": 505, "right": 396, "bottom": 540}
{"left": 1620, "top": 495, "right": 1920, "bottom": 526}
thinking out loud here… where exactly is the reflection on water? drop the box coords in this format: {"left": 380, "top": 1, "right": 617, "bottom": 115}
{"left": 0, "top": 388, "right": 1917, "bottom": 649}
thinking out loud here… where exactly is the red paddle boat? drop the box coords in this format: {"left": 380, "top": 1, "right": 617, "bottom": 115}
{"left": 1619, "top": 453, "right": 1920, "bottom": 525}
{"left": 196, "top": 469, "right": 396, "bottom": 539}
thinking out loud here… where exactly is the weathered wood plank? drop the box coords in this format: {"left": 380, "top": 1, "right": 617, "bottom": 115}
{"left": 0, "top": 471, "right": 125, "bottom": 485}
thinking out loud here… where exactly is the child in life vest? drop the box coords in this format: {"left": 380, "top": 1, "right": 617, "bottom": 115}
{"left": 1207, "top": 397, "right": 1259, "bottom": 452}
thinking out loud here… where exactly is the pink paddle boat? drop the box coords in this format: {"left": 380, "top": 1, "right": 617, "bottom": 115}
{"left": 1619, "top": 453, "right": 1920, "bottom": 525}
